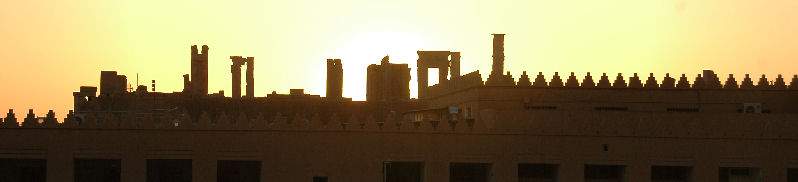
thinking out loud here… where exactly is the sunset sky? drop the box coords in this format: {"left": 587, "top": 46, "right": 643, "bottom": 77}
{"left": 2, "top": 0, "right": 798, "bottom": 118}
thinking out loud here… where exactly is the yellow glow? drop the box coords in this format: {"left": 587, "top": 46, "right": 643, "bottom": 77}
{"left": 2, "top": 0, "right": 798, "bottom": 118}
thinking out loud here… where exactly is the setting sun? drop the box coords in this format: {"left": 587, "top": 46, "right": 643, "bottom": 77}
{"left": 2, "top": 0, "right": 798, "bottom": 117}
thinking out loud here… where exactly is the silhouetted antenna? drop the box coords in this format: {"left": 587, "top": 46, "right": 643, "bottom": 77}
{"left": 136, "top": 73, "right": 139, "bottom": 87}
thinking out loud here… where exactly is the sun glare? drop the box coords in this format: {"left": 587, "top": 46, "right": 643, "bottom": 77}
{"left": 332, "top": 30, "right": 428, "bottom": 100}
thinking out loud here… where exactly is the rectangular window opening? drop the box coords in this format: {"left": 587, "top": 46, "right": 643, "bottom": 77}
{"left": 146, "top": 159, "right": 192, "bottom": 182}
{"left": 217, "top": 160, "right": 261, "bottom": 182}
{"left": 651, "top": 165, "right": 691, "bottom": 182}
{"left": 428, "top": 68, "right": 441, "bottom": 86}
{"left": 74, "top": 158, "right": 121, "bottom": 182}
{"left": 585, "top": 164, "right": 625, "bottom": 182}
{"left": 719, "top": 167, "right": 761, "bottom": 182}
{"left": 450, "top": 163, "right": 492, "bottom": 182}
{"left": 518, "top": 163, "right": 558, "bottom": 182}
{"left": 383, "top": 161, "right": 424, "bottom": 182}
{"left": 0, "top": 158, "right": 47, "bottom": 182}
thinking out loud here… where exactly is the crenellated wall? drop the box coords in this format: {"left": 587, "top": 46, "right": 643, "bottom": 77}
{"left": 516, "top": 71, "right": 796, "bottom": 89}
{"left": 5, "top": 105, "right": 794, "bottom": 140}
{"left": 0, "top": 108, "right": 483, "bottom": 132}
{"left": 422, "top": 70, "right": 798, "bottom": 102}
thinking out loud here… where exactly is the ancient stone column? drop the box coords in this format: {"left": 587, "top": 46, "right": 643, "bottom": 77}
{"left": 245, "top": 57, "right": 254, "bottom": 98}
{"left": 230, "top": 56, "right": 245, "bottom": 99}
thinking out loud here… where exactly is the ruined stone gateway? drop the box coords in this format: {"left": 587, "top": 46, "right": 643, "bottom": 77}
{"left": 2, "top": 34, "right": 798, "bottom": 182}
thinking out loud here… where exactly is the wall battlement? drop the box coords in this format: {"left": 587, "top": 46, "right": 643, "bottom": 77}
{"left": 516, "top": 70, "right": 796, "bottom": 89}
{"left": 2, "top": 108, "right": 797, "bottom": 141}
{"left": 423, "top": 70, "right": 798, "bottom": 100}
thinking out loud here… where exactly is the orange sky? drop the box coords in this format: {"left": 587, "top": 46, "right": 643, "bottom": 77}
{"left": 2, "top": 0, "right": 798, "bottom": 118}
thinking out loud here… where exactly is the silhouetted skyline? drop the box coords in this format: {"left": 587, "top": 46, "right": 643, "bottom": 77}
{"left": 3, "top": 0, "right": 798, "bottom": 118}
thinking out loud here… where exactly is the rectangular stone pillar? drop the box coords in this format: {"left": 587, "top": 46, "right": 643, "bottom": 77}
{"left": 492, "top": 157, "right": 516, "bottom": 182}
{"left": 193, "top": 150, "right": 217, "bottom": 182}
{"left": 46, "top": 148, "right": 73, "bottom": 182}
{"left": 627, "top": 161, "right": 650, "bottom": 182}
{"left": 450, "top": 52, "right": 460, "bottom": 79}
{"left": 428, "top": 159, "right": 447, "bottom": 182}
{"left": 439, "top": 66, "right": 449, "bottom": 84}
{"left": 559, "top": 160, "right": 583, "bottom": 182}
{"left": 245, "top": 57, "right": 254, "bottom": 98}
{"left": 231, "top": 64, "right": 242, "bottom": 99}
{"left": 121, "top": 150, "right": 145, "bottom": 182}
{"left": 325, "top": 59, "right": 343, "bottom": 101}
{"left": 692, "top": 161, "right": 717, "bottom": 182}
{"left": 417, "top": 68, "right": 428, "bottom": 99}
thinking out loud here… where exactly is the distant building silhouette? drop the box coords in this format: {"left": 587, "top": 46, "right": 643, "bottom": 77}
{"left": 187, "top": 45, "right": 209, "bottom": 95}
{"left": 367, "top": 56, "right": 410, "bottom": 103}
{"left": 99, "top": 71, "right": 127, "bottom": 97}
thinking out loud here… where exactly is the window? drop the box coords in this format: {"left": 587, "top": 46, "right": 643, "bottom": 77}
{"left": 788, "top": 168, "right": 798, "bottom": 182}
{"left": 450, "top": 163, "right": 492, "bottom": 182}
{"left": 384, "top": 161, "right": 424, "bottom": 182}
{"left": 217, "top": 160, "right": 261, "bottom": 182}
{"left": 74, "top": 158, "right": 121, "bottom": 182}
{"left": 651, "top": 165, "right": 691, "bottom": 182}
{"left": 719, "top": 167, "right": 761, "bottom": 182}
{"left": 585, "top": 165, "right": 625, "bottom": 182}
{"left": 518, "top": 163, "right": 558, "bottom": 182}
{"left": 146, "top": 159, "right": 192, "bottom": 182}
{"left": 428, "top": 68, "right": 440, "bottom": 86}
{"left": 0, "top": 158, "right": 46, "bottom": 182}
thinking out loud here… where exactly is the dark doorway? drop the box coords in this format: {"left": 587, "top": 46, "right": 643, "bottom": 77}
{"left": 0, "top": 158, "right": 46, "bottom": 182}
{"left": 450, "top": 163, "right": 492, "bottom": 182}
{"left": 788, "top": 168, "right": 798, "bottom": 182}
{"left": 651, "top": 165, "right": 691, "bottom": 182}
{"left": 383, "top": 161, "right": 424, "bottom": 182}
{"left": 74, "top": 158, "right": 121, "bottom": 182}
{"left": 217, "top": 160, "right": 261, "bottom": 182}
{"left": 146, "top": 159, "right": 192, "bottom": 182}
{"left": 718, "top": 167, "right": 760, "bottom": 182}
{"left": 518, "top": 163, "right": 558, "bottom": 182}
{"left": 584, "top": 164, "right": 625, "bottom": 182}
